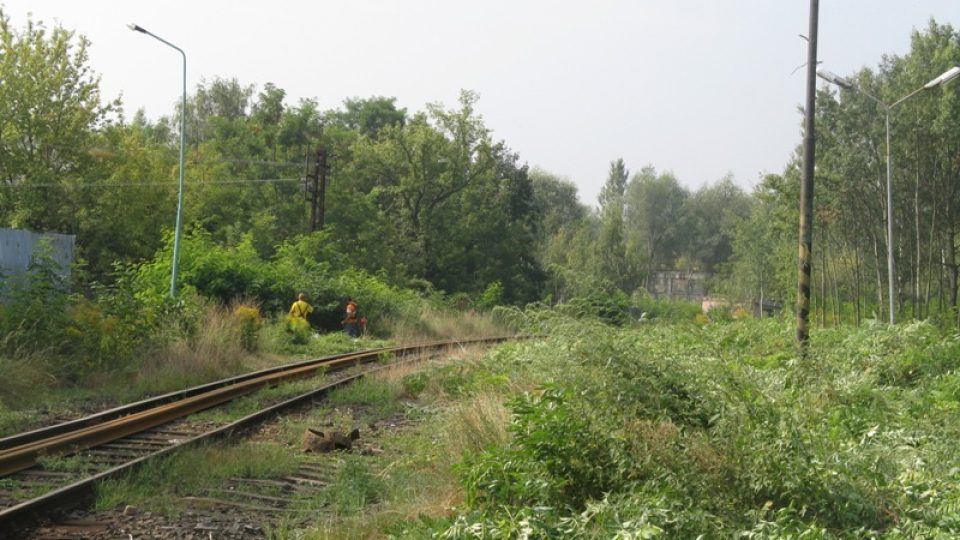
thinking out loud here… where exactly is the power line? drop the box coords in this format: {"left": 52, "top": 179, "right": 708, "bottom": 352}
{"left": 0, "top": 143, "right": 308, "bottom": 168}
{"left": 217, "top": 158, "right": 305, "bottom": 167}
{"left": 0, "top": 178, "right": 301, "bottom": 189}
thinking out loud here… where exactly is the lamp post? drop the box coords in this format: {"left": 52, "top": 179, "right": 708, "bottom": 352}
{"left": 817, "top": 65, "right": 960, "bottom": 324}
{"left": 129, "top": 23, "right": 187, "bottom": 298}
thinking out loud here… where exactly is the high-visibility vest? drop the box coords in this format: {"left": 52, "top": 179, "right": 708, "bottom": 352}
{"left": 290, "top": 300, "right": 312, "bottom": 318}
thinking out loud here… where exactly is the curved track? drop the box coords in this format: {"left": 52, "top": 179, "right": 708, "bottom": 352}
{"left": 0, "top": 337, "right": 509, "bottom": 532}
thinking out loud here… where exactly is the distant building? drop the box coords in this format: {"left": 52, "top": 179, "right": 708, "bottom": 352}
{"left": 0, "top": 227, "right": 75, "bottom": 286}
{"left": 649, "top": 271, "right": 709, "bottom": 303}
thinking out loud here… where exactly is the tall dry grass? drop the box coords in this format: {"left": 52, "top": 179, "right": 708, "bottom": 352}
{"left": 132, "top": 303, "right": 259, "bottom": 395}
{"left": 368, "top": 348, "right": 512, "bottom": 458}
{"left": 0, "top": 354, "right": 57, "bottom": 408}
{"left": 379, "top": 306, "right": 507, "bottom": 342}
{"left": 436, "top": 391, "right": 511, "bottom": 459}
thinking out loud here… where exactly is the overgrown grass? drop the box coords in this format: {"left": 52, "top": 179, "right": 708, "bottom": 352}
{"left": 0, "top": 355, "right": 56, "bottom": 408}
{"left": 96, "top": 441, "right": 299, "bottom": 515}
{"left": 398, "top": 316, "right": 960, "bottom": 538}
{"left": 378, "top": 306, "right": 506, "bottom": 341}
{"left": 270, "top": 348, "right": 510, "bottom": 538}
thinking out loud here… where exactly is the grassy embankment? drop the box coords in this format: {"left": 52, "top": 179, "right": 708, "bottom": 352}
{"left": 90, "top": 311, "right": 960, "bottom": 538}
{"left": 0, "top": 291, "right": 503, "bottom": 438}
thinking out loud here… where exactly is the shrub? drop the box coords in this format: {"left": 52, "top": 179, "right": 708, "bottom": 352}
{"left": 285, "top": 315, "right": 312, "bottom": 345}
{"left": 477, "top": 281, "right": 504, "bottom": 311}
{"left": 0, "top": 242, "right": 71, "bottom": 359}
{"left": 232, "top": 303, "right": 262, "bottom": 352}
{"left": 439, "top": 319, "right": 960, "bottom": 536}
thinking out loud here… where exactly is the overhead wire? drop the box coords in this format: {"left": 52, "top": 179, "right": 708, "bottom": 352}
{"left": 0, "top": 178, "right": 302, "bottom": 189}
{"left": 0, "top": 142, "right": 310, "bottom": 168}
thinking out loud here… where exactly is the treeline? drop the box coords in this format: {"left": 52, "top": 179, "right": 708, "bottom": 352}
{"left": 726, "top": 20, "right": 960, "bottom": 326}
{"left": 3, "top": 10, "right": 960, "bottom": 327}
{"left": 0, "top": 9, "right": 542, "bottom": 305}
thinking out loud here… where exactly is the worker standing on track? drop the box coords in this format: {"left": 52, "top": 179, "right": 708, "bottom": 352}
{"left": 289, "top": 293, "right": 314, "bottom": 323}
{"left": 342, "top": 297, "right": 359, "bottom": 338}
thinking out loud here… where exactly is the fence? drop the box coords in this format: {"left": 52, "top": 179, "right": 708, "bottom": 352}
{"left": 0, "top": 227, "right": 75, "bottom": 285}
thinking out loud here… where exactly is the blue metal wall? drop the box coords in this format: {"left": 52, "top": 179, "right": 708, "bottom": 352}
{"left": 0, "top": 227, "right": 75, "bottom": 284}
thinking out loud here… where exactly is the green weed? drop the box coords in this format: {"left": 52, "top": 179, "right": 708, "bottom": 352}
{"left": 95, "top": 441, "right": 299, "bottom": 515}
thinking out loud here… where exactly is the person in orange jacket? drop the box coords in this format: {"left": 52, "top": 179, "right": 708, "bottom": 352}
{"left": 342, "top": 297, "right": 359, "bottom": 337}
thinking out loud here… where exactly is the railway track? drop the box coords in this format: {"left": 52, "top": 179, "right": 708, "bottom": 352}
{"left": 0, "top": 337, "right": 509, "bottom": 534}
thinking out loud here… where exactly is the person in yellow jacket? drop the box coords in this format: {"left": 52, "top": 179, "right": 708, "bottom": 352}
{"left": 289, "top": 293, "right": 314, "bottom": 321}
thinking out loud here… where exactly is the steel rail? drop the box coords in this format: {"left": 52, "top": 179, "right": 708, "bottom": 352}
{"left": 0, "top": 349, "right": 432, "bottom": 530}
{"left": 0, "top": 337, "right": 511, "bottom": 531}
{"left": 0, "top": 338, "right": 507, "bottom": 477}
{"left": 0, "top": 337, "right": 504, "bottom": 451}
{"left": 0, "top": 349, "right": 365, "bottom": 451}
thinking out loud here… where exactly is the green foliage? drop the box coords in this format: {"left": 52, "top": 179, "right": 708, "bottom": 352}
{"left": 631, "top": 290, "right": 702, "bottom": 321}
{"left": 233, "top": 304, "right": 262, "bottom": 352}
{"left": 556, "top": 287, "right": 631, "bottom": 326}
{"left": 96, "top": 442, "right": 299, "bottom": 515}
{"left": 477, "top": 281, "right": 504, "bottom": 311}
{"left": 435, "top": 319, "right": 960, "bottom": 537}
{"left": 0, "top": 10, "right": 117, "bottom": 233}
{"left": 133, "top": 228, "right": 420, "bottom": 335}
{"left": 401, "top": 372, "right": 429, "bottom": 398}
{"left": 0, "top": 240, "right": 71, "bottom": 360}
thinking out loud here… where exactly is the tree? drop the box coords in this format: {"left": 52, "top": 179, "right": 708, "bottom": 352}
{"left": 352, "top": 90, "right": 498, "bottom": 278}
{"left": 0, "top": 10, "right": 116, "bottom": 232}
{"left": 178, "top": 77, "right": 254, "bottom": 147}
{"left": 329, "top": 96, "right": 406, "bottom": 138}
{"left": 530, "top": 168, "right": 587, "bottom": 243}
{"left": 623, "top": 166, "right": 688, "bottom": 287}
{"left": 680, "top": 175, "right": 751, "bottom": 272}
{"left": 597, "top": 159, "right": 631, "bottom": 290}
{"left": 725, "top": 192, "right": 777, "bottom": 312}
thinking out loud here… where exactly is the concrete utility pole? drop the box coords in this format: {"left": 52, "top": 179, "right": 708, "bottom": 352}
{"left": 318, "top": 148, "right": 329, "bottom": 230}
{"left": 797, "top": 0, "right": 819, "bottom": 347}
{"left": 308, "top": 148, "right": 330, "bottom": 232}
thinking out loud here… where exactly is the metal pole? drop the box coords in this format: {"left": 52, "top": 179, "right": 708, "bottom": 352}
{"left": 817, "top": 66, "right": 959, "bottom": 325}
{"left": 885, "top": 110, "right": 895, "bottom": 324}
{"left": 129, "top": 24, "right": 186, "bottom": 298}
{"left": 797, "top": 0, "right": 819, "bottom": 346}
{"left": 171, "top": 48, "right": 186, "bottom": 298}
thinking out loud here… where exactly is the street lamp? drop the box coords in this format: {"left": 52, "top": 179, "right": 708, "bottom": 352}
{"left": 129, "top": 23, "right": 187, "bottom": 298}
{"left": 817, "top": 65, "right": 960, "bottom": 324}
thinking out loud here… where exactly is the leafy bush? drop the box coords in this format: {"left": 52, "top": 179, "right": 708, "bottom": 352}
{"left": 631, "top": 289, "right": 702, "bottom": 321}
{"left": 437, "top": 319, "right": 960, "bottom": 537}
{"left": 134, "top": 229, "right": 419, "bottom": 334}
{"left": 556, "top": 288, "right": 631, "bottom": 326}
{"left": 232, "top": 303, "right": 262, "bottom": 352}
{"left": 0, "top": 242, "right": 72, "bottom": 360}
{"left": 477, "top": 281, "right": 504, "bottom": 311}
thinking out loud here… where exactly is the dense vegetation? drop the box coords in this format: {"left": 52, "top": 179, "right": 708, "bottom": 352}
{"left": 4, "top": 10, "right": 960, "bottom": 328}
{"left": 3, "top": 10, "right": 960, "bottom": 538}
{"left": 417, "top": 315, "right": 960, "bottom": 538}
{"left": 93, "top": 313, "right": 960, "bottom": 538}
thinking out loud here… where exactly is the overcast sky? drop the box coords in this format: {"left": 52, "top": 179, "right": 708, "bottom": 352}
{"left": 3, "top": 1, "right": 958, "bottom": 205}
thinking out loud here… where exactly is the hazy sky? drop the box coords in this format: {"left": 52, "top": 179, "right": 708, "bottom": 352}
{"left": 3, "top": 1, "right": 958, "bottom": 205}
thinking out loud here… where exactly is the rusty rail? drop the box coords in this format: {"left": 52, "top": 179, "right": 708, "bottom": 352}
{"left": 0, "top": 336, "right": 511, "bottom": 530}
{"left": 0, "top": 338, "right": 505, "bottom": 477}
